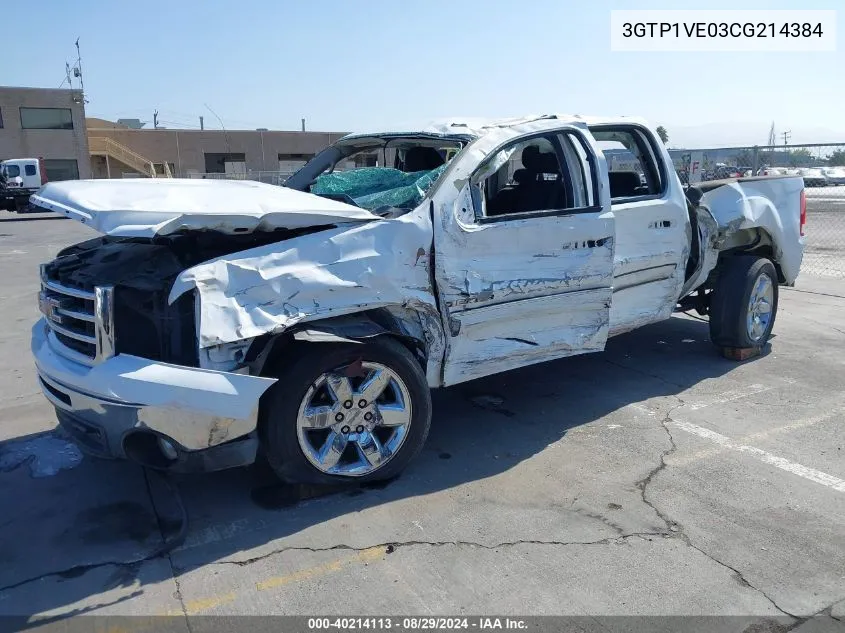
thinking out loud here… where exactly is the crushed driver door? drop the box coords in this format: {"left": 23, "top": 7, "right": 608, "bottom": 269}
{"left": 430, "top": 122, "right": 615, "bottom": 385}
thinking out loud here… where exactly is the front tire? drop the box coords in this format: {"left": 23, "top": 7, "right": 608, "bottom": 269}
{"left": 709, "top": 256, "right": 779, "bottom": 348}
{"left": 259, "top": 336, "right": 432, "bottom": 484}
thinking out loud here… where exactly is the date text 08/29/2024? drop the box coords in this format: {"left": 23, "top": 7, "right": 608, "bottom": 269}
{"left": 306, "top": 617, "right": 528, "bottom": 630}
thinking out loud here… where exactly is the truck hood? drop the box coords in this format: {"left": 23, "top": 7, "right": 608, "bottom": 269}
{"left": 30, "top": 178, "right": 380, "bottom": 237}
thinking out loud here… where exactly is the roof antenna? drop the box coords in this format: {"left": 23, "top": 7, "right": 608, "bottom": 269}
{"left": 71, "top": 38, "right": 87, "bottom": 103}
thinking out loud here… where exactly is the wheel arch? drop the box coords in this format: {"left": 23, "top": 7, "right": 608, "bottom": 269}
{"left": 714, "top": 227, "right": 786, "bottom": 283}
{"left": 245, "top": 305, "right": 445, "bottom": 385}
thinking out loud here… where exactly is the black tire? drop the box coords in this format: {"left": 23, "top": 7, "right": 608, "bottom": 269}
{"left": 709, "top": 255, "right": 779, "bottom": 348}
{"left": 259, "top": 336, "right": 432, "bottom": 484}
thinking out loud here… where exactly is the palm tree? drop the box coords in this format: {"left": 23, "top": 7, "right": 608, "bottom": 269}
{"left": 656, "top": 126, "right": 669, "bottom": 145}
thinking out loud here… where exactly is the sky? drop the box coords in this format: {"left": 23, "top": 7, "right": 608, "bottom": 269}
{"left": 4, "top": 0, "right": 843, "bottom": 147}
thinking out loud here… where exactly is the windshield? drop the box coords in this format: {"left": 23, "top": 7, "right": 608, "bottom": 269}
{"left": 2, "top": 164, "right": 20, "bottom": 178}
{"left": 285, "top": 135, "right": 466, "bottom": 215}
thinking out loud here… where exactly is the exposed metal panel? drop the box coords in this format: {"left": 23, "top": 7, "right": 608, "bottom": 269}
{"left": 442, "top": 288, "right": 612, "bottom": 384}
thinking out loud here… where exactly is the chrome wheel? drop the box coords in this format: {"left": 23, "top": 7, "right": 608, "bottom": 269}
{"left": 295, "top": 362, "right": 412, "bottom": 477}
{"left": 747, "top": 273, "right": 774, "bottom": 341}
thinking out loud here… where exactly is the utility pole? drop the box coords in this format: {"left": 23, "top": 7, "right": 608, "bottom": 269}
{"left": 153, "top": 110, "right": 159, "bottom": 129}
{"left": 199, "top": 116, "right": 204, "bottom": 130}
{"left": 782, "top": 130, "right": 791, "bottom": 146}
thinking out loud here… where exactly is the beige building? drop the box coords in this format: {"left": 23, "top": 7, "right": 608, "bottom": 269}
{"left": 0, "top": 86, "right": 91, "bottom": 180}
{"left": 86, "top": 118, "right": 347, "bottom": 180}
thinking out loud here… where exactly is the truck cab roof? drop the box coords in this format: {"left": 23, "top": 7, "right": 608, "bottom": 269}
{"left": 340, "top": 114, "right": 651, "bottom": 141}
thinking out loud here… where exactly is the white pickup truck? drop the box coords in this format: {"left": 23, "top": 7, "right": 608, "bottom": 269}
{"left": 30, "top": 115, "right": 805, "bottom": 482}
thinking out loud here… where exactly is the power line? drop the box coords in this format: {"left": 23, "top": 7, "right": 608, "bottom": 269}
{"left": 156, "top": 109, "right": 268, "bottom": 129}
{"left": 204, "top": 103, "right": 232, "bottom": 152}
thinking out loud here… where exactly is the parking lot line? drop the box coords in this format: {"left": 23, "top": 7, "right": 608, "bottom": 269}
{"left": 672, "top": 420, "right": 845, "bottom": 493}
{"left": 255, "top": 546, "right": 384, "bottom": 591}
{"left": 670, "top": 403, "right": 845, "bottom": 467}
{"left": 164, "top": 547, "right": 386, "bottom": 616}
{"left": 686, "top": 384, "right": 776, "bottom": 411}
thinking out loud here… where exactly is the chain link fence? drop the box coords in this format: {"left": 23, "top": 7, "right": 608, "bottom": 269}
{"left": 669, "top": 143, "right": 845, "bottom": 279}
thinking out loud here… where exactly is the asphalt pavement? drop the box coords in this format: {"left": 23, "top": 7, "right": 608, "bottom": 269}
{"left": 0, "top": 202, "right": 843, "bottom": 632}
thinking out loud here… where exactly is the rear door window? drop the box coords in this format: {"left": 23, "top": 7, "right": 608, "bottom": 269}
{"left": 590, "top": 126, "right": 665, "bottom": 201}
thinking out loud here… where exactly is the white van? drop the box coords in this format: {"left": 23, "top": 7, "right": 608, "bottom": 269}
{"left": 1, "top": 158, "right": 47, "bottom": 211}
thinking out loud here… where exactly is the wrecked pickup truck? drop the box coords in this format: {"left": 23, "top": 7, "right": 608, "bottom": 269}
{"left": 30, "top": 115, "right": 805, "bottom": 482}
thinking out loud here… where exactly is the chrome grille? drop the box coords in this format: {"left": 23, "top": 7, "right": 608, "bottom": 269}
{"left": 39, "top": 264, "right": 114, "bottom": 365}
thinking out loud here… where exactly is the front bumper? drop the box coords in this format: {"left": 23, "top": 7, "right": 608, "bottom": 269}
{"left": 32, "top": 320, "right": 277, "bottom": 472}
{"left": 3, "top": 188, "right": 36, "bottom": 200}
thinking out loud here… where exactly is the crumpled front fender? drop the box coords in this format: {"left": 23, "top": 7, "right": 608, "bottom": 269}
{"left": 168, "top": 207, "right": 440, "bottom": 351}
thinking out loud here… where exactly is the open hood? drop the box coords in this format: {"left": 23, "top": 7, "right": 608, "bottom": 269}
{"left": 30, "top": 178, "right": 380, "bottom": 237}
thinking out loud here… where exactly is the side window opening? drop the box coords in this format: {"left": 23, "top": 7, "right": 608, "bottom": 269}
{"left": 590, "top": 126, "right": 664, "bottom": 201}
{"left": 25, "top": 164, "right": 37, "bottom": 177}
{"left": 474, "top": 132, "right": 596, "bottom": 220}
{"left": 479, "top": 136, "right": 567, "bottom": 217}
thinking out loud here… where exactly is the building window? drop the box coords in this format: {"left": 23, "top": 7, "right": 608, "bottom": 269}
{"left": 204, "top": 153, "right": 246, "bottom": 174}
{"left": 0, "top": 108, "right": 3, "bottom": 129}
{"left": 279, "top": 153, "right": 314, "bottom": 173}
{"left": 43, "top": 159, "right": 79, "bottom": 181}
{"left": 20, "top": 107, "right": 74, "bottom": 130}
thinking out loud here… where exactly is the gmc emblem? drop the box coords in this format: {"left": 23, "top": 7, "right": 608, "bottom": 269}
{"left": 38, "top": 292, "right": 64, "bottom": 324}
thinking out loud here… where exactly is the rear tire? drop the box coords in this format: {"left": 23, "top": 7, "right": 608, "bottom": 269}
{"left": 709, "top": 256, "right": 778, "bottom": 348}
{"left": 259, "top": 336, "right": 432, "bottom": 484}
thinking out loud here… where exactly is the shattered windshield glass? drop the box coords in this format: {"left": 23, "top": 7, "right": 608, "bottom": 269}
{"left": 285, "top": 135, "right": 465, "bottom": 214}
{"left": 311, "top": 164, "right": 448, "bottom": 211}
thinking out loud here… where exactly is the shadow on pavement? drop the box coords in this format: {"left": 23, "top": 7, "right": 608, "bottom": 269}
{"left": 0, "top": 214, "right": 67, "bottom": 223}
{"left": 0, "top": 315, "right": 749, "bottom": 619}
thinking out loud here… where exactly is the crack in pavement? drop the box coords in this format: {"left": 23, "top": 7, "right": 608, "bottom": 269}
{"left": 781, "top": 600, "right": 845, "bottom": 631}
{"left": 783, "top": 287, "right": 845, "bottom": 300}
{"left": 0, "top": 556, "right": 155, "bottom": 595}
{"left": 634, "top": 394, "right": 802, "bottom": 621}
{"left": 205, "top": 532, "right": 673, "bottom": 568}
{"left": 684, "top": 540, "right": 798, "bottom": 620}
{"left": 0, "top": 533, "right": 675, "bottom": 595}
{"left": 636, "top": 400, "right": 684, "bottom": 532}
{"left": 1, "top": 359, "right": 838, "bottom": 622}
{"left": 142, "top": 468, "right": 192, "bottom": 633}
{"left": 593, "top": 358, "right": 834, "bottom": 622}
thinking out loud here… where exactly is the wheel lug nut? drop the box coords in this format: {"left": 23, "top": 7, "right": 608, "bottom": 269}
{"left": 343, "top": 400, "right": 353, "bottom": 409}
{"left": 341, "top": 425, "right": 350, "bottom": 434}
{"left": 335, "top": 412, "right": 344, "bottom": 422}
{"left": 356, "top": 425, "right": 365, "bottom": 433}
{"left": 358, "top": 399, "right": 367, "bottom": 408}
